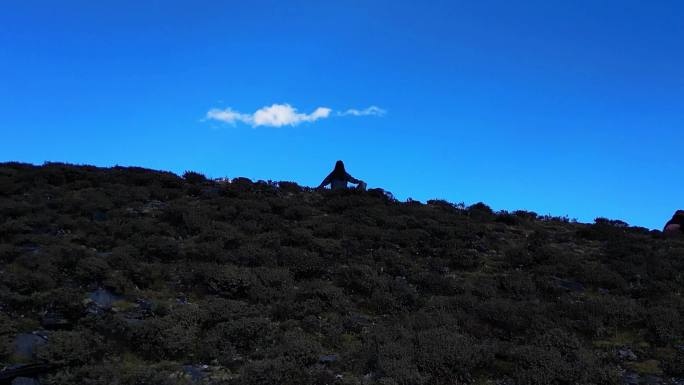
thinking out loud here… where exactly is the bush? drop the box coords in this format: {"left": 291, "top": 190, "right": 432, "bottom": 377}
{"left": 467, "top": 202, "right": 495, "bottom": 221}
{"left": 514, "top": 210, "right": 538, "bottom": 220}
{"left": 377, "top": 340, "right": 426, "bottom": 385}
{"left": 36, "top": 330, "right": 106, "bottom": 366}
{"left": 277, "top": 181, "right": 303, "bottom": 194}
{"left": 648, "top": 305, "right": 682, "bottom": 344}
{"left": 415, "top": 328, "right": 492, "bottom": 382}
{"left": 182, "top": 170, "right": 207, "bottom": 184}
{"left": 0, "top": 162, "right": 681, "bottom": 383}
{"left": 595, "top": 217, "right": 629, "bottom": 228}
{"left": 496, "top": 211, "right": 520, "bottom": 226}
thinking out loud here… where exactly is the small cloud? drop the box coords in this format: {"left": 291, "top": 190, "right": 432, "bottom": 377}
{"left": 339, "top": 105, "right": 386, "bottom": 117}
{"left": 206, "top": 108, "right": 251, "bottom": 125}
{"left": 252, "top": 104, "right": 331, "bottom": 127}
{"left": 206, "top": 103, "right": 385, "bottom": 128}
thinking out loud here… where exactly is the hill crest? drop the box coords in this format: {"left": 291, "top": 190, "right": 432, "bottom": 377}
{"left": 1, "top": 162, "right": 683, "bottom": 385}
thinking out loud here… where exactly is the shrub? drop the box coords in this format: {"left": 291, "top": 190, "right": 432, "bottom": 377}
{"left": 595, "top": 217, "right": 629, "bottom": 228}
{"left": 513, "top": 210, "right": 538, "bottom": 220}
{"left": 75, "top": 256, "right": 110, "bottom": 282}
{"left": 496, "top": 211, "right": 520, "bottom": 226}
{"left": 467, "top": 202, "right": 495, "bottom": 221}
{"left": 271, "top": 329, "right": 322, "bottom": 366}
{"left": 182, "top": 170, "right": 207, "bottom": 184}
{"left": 277, "top": 181, "right": 303, "bottom": 193}
{"left": 648, "top": 305, "right": 682, "bottom": 344}
{"left": 214, "top": 316, "right": 273, "bottom": 353}
{"left": 415, "top": 328, "right": 492, "bottom": 382}
{"left": 35, "top": 330, "right": 106, "bottom": 366}
{"left": 377, "top": 340, "right": 426, "bottom": 385}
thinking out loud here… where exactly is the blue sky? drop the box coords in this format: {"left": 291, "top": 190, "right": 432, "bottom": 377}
{"left": 1, "top": 1, "right": 683, "bottom": 229}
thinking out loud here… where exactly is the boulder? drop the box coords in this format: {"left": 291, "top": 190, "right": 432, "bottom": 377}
{"left": 12, "top": 377, "right": 40, "bottom": 385}
{"left": 617, "top": 347, "right": 637, "bottom": 361}
{"left": 182, "top": 365, "right": 207, "bottom": 382}
{"left": 168, "top": 365, "right": 210, "bottom": 383}
{"left": 663, "top": 210, "right": 684, "bottom": 235}
{"left": 665, "top": 223, "right": 681, "bottom": 232}
{"left": 13, "top": 334, "right": 47, "bottom": 362}
{"left": 621, "top": 371, "right": 639, "bottom": 385}
{"left": 641, "top": 375, "right": 664, "bottom": 385}
{"left": 319, "top": 354, "right": 339, "bottom": 364}
{"left": 87, "top": 288, "right": 122, "bottom": 310}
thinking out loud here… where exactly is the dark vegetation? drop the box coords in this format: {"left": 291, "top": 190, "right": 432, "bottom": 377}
{"left": 1, "top": 162, "right": 684, "bottom": 385}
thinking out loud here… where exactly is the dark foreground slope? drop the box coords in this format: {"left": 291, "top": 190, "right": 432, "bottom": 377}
{"left": 1, "top": 162, "right": 684, "bottom": 385}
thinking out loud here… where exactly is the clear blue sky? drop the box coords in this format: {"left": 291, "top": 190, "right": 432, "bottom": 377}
{"left": 1, "top": 1, "right": 683, "bottom": 229}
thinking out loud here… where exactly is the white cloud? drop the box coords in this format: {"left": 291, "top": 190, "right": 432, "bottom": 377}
{"left": 252, "top": 104, "right": 331, "bottom": 127}
{"left": 206, "top": 103, "right": 385, "bottom": 127}
{"left": 206, "top": 108, "right": 251, "bottom": 125}
{"left": 339, "top": 105, "right": 386, "bottom": 117}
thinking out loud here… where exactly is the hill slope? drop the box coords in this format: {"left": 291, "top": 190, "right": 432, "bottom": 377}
{"left": 1, "top": 162, "right": 684, "bottom": 385}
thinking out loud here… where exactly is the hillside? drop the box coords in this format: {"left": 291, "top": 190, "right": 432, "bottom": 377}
{"left": 1, "top": 162, "right": 684, "bottom": 385}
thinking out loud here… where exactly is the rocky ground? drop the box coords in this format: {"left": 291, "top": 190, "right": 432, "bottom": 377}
{"left": 1, "top": 162, "right": 684, "bottom": 385}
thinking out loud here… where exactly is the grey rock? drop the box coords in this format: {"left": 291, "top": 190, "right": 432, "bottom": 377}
{"left": 182, "top": 365, "right": 207, "bottom": 382}
{"left": 88, "top": 288, "right": 122, "bottom": 309}
{"left": 618, "top": 347, "right": 637, "bottom": 361}
{"left": 141, "top": 200, "right": 167, "bottom": 215}
{"left": 122, "top": 318, "right": 144, "bottom": 327}
{"left": 20, "top": 245, "right": 41, "bottom": 254}
{"left": 136, "top": 298, "right": 153, "bottom": 311}
{"left": 134, "top": 298, "right": 156, "bottom": 317}
{"left": 344, "top": 313, "right": 372, "bottom": 332}
{"left": 641, "top": 375, "right": 663, "bottom": 385}
{"left": 622, "top": 372, "right": 639, "bottom": 385}
{"left": 319, "top": 354, "right": 338, "bottom": 364}
{"left": 13, "top": 334, "right": 47, "bottom": 361}
{"left": 12, "top": 377, "right": 40, "bottom": 385}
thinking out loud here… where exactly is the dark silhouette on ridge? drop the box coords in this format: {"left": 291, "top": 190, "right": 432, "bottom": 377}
{"left": 317, "top": 160, "right": 366, "bottom": 190}
{"left": 663, "top": 210, "right": 684, "bottom": 234}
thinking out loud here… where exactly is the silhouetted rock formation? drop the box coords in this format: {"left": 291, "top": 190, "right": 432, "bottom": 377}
{"left": 664, "top": 210, "right": 684, "bottom": 235}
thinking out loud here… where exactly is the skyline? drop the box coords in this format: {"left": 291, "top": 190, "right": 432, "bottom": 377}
{"left": 2, "top": 1, "right": 683, "bottom": 230}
